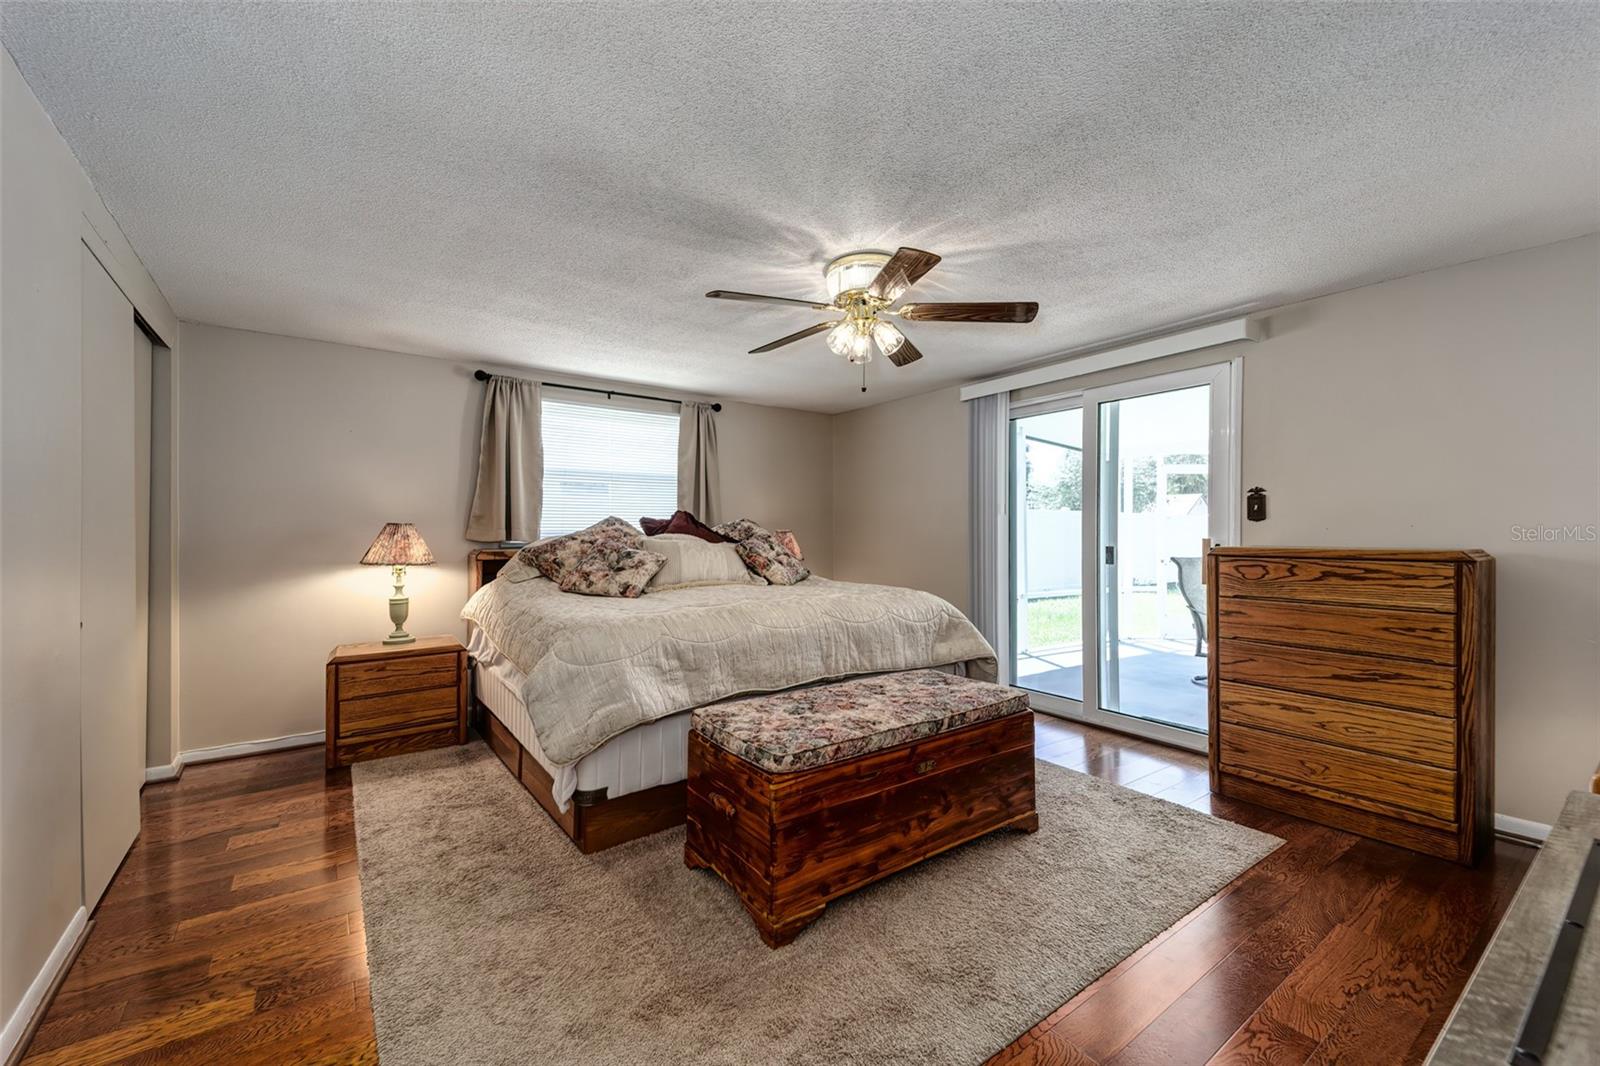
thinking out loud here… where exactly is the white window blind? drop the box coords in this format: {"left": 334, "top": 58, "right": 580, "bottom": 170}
{"left": 540, "top": 393, "right": 679, "bottom": 538}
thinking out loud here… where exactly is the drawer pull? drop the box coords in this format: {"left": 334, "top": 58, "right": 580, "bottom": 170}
{"left": 916, "top": 759, "right": 937, "bottom": 775}
{"left": 709, "top": 793, "right": 736, "bottom": 819}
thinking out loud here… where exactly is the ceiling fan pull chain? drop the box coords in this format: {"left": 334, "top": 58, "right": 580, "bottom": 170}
{"left": 861, "top": 359, "right": 867, "bottom": 393}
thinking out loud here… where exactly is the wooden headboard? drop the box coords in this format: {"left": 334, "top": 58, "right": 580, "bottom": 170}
{"left": 468, "top": 548, "right": 518, "bottom": 597}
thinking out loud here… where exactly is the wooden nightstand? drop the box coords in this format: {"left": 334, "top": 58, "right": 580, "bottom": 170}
{"left": 325, "top": 635, "right": 468, "bottom": 770}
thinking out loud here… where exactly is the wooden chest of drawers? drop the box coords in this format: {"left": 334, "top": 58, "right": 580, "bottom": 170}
{"left": 325, "top": 635, "right": 468, "bottom": 769}
{"left": 1207, "top": 548, "right": 1494, "bottom": 864}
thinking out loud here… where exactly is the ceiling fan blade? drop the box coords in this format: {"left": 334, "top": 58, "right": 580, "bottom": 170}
{"left": 887, "top": 333, "right": 923, "bottom": 367}
{"left": 866, "top": 247, "right": 942, "bottom": 302}
{"left": 748, "top": 321, "right": 834, "bottom": 354}
{"left": 898, "top": 301, "right": 1039, "bottom": 323}
{"left": 707, "top": 289, "right": 833, "bottom": 310}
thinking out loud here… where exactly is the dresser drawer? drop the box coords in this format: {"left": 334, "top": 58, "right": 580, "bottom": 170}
{"left": 337, "top": 652, "right": 459, "bottom": 700}
{"left": 1218, "top": 681, "right": 1456, "bottom": 768}
{"left": 1215, "top": 598, "right": 1456, "bottom": 665}
{"left": 1219, "top": 723, "right": 1457, "bottom": 825}
{"left": 338, "top": 686, "right": 458, "bottom": 738}
{"left": 1218, "top": 639, "right": 1457, "bottom": 716}
{"left": 1215, "top": 557, "right": 1457, "bottom": 612}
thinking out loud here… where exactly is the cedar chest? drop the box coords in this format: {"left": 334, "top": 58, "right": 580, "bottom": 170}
{"left": 685, "top": 670, "right": 1038, "bottom": 947}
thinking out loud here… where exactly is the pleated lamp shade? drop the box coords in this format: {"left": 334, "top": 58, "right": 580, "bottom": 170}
{"left": 360, "top": 523, "right": 435, "bottom": 566}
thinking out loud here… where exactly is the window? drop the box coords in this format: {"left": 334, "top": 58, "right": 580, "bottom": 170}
{"left": 540, "top": 393, "right": 678, "bottom": 537}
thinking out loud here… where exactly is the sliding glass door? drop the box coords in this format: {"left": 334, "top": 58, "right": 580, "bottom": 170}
{"left": 1011, "top": 406, "right": 1085, "bottom": 703}
{"left": 1010, "top": 362, "right": 1236, "bottom": 749}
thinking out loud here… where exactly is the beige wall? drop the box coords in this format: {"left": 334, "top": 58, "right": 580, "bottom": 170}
{"left": 708, "top": 400, "right": 834, "bottom": 577}
{"left": 831, "top": 386, "right": 971, "bottom": 614}
{"left": 0, "top": 49, "right": 177, "bottom": 1035}
{"left": 829, "top": 234, "right": 1600, "bottom": 828}
{"left": 1239, "top": 234, "right": 1598, "bottom": 830}
{"left": 175, "top": 324, "right": 835, "bottom": 752}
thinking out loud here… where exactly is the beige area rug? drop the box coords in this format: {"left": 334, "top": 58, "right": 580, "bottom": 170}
{"left": 353, "top": 743, "right": 1279, "bottom": 1066}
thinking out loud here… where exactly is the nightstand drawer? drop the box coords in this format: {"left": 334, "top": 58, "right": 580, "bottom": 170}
{"left": 338, "top": 686, "right": 458, "bottom": 738}
{"left": 338, "top": 652, "right": 459, "bottom": 700}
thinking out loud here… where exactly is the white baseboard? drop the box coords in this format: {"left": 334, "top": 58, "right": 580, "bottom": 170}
{"left": 144, "top": 758, "right": 183, "bottom": 784}
{"left": 2, "top": 906, "right": 87, "bottom": 1063}
{"left": 1494, "top": 813, "right": 1552, "bottom": 844}
{"left": 143, "top": 731, "right": 325, "bottom": 786}
{"left": 181, "top": 731, "right": 324, "bottom": 767}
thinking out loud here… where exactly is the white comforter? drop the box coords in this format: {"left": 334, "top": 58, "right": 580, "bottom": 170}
{"left": 461, "top": 559, "right": 998, "bottom": 767}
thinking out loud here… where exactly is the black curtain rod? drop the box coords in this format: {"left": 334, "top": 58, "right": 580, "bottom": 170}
{"left": 474, "top": 370, "right": 721, "bottom": 412}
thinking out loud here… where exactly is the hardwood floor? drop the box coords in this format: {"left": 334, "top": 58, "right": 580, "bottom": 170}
{"left": 19, "top": 715, "right": 1532, "bottom": 1065}
{"left": 19, "top": 750, "right": 374, "bottom": 1066}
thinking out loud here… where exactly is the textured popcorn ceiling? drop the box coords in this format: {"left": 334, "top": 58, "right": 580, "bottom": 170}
{"left": 3, "top": 2, "right": 1596, "bottom": 412}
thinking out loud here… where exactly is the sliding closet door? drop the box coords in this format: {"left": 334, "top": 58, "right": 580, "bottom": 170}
{"left": 80, "top": 244, "right": 146, "bottom": 907}
{"left": 134, "top": 330, "right": 153, "bottom": 763}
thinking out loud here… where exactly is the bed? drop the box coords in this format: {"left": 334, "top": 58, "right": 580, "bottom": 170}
{"left": 463, "top": 548, "right": 998, "bottom": 852}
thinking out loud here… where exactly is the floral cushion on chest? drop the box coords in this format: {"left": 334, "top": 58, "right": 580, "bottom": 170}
{"left": 517, "top": 517, "right": 642, "bottom": 584}
{"left": 556, "top": 543, "right": 667, "bottom": 598}
{"left": 692, "top": 670, "right": 1030, "bottom": 773}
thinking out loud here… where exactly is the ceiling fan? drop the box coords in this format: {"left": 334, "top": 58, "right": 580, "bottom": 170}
{"left": 705, "top": 247, "right": 1038, "bottom": 385}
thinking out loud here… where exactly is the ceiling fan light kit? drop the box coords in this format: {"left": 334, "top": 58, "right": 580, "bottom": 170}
{"left": 824, "top": 251, "right": 892, "bottom": 300}
{"left": 706, "top": 246, "right": 1039, "bottom": 390}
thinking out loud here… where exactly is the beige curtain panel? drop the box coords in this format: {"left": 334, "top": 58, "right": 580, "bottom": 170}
{"left": 677, "top": 401, "right": 721, "bottom": 524}
{"left": 466, "top": 375, "right": 543, "bottom": 542}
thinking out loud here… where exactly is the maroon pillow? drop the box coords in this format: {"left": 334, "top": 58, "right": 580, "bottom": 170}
{"left": 638, "top": 510, "right": 729, "bottom": 544}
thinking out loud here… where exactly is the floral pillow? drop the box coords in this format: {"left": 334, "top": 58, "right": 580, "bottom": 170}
{"left": 774, "top": 529, "right": 804, "bottom": 560}
{"left": 734, "top": 529, "right": 811, "bottom": 586}
{"left": 713, "top": 518, "right": 767, "bottom": 543}
{"left": 712, "top": 518, "right": 810, "bottom": 584}
{"left": 556, "top": 543, "right": 668, "bottom": 598}
{"left": 517, "top": 517, "right": 642, "bottom": 584}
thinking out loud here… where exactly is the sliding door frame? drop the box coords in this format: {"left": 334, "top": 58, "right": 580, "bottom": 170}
{"left": 1007, "top": 357, "right": 1243, "bottom": 754}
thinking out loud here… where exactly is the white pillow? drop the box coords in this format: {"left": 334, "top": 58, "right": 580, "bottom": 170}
{"left": 644, "top": 534, "right": 765, "bottom": 591}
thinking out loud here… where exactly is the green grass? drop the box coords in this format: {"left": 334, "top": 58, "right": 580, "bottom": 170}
{"left": 1023, "top": 585, "right": 1198, "bottom": 650}
{"left": 1024, "top": 595, "right": 1082, "bottom": 647}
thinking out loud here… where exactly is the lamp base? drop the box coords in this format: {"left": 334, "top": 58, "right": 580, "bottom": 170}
{"left": 384, "top": 594, "right": 414, "bottom": 644}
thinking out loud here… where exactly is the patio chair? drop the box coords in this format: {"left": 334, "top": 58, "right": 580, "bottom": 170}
{"left": 1171, "top": 556, "right": 1207, "bottom": 686}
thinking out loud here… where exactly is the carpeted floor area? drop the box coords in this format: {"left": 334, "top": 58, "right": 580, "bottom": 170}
{"left": 352, "top": 743, "right": 1279, "bottom": 1066}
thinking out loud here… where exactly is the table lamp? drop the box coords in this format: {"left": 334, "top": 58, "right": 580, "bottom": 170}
{"left": 360, "top": 523, "right": 435, "bottom": 644}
